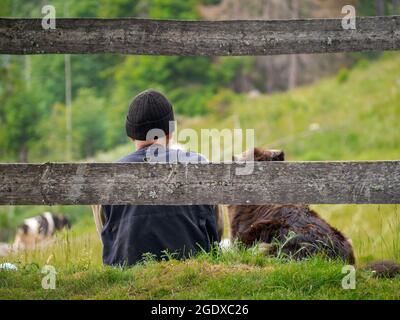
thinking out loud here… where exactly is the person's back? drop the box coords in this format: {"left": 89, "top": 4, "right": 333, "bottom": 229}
{"left": 93, "top": 90, "right": 221, "bottom": 266}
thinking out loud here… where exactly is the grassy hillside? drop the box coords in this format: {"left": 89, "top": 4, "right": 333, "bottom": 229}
{"left": 183, "top": 53, "right": 400, "bottom": 161}
{"left": 1, "top": 53, "right": 399, "bottom": 299}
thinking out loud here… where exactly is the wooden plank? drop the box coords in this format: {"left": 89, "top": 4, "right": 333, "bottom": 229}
{"left": 0, "top": 162, "right": 399, "bottom": 205}
{"left": 0, "top": 16, "right": 399, "bottom": 55}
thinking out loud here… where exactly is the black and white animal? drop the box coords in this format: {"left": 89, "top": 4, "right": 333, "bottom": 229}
{"left": 14, "top": 212, "right": 71, "bottom": 248}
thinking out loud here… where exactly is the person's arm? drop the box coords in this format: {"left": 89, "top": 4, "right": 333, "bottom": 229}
{"left": 91, "top": 205, "right": 106, "bottom": 239}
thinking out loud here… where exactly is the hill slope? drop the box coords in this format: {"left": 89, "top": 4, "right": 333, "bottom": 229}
{"left": 183, "top": 53, "right": 400, "bottom": 161}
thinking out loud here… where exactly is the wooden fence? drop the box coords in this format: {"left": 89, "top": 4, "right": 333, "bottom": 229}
{"left": 0, "top": 16, "right": 399, "bottom": 206}
{"left": 0, "top": 16, "right": 399, "bottom": 55}
{"left": 0, "top": 161, "right": 399, "bottom": 205}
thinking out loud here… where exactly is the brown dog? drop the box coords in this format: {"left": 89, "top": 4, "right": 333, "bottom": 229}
{"left": 228, "top": 148, "right": 355, "bottom": 264}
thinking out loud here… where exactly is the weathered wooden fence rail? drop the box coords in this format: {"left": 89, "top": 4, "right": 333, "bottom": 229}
{"left": 0, "top": 16, "right": 399, "bottom": 55}
{"left": 1, "top": 161, "right": 399, "bottom": 205}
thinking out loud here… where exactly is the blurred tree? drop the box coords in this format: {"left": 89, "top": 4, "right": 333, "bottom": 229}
{"left": 199, "top": 0, "right": 355, "bottom": 93}
{"left": 0, "top": 58, "right": 42, "bottom": 162}
{"left": 97, "top": 0, "right": 140, "bottom": 17}
{"left": 39, "top": 89, "right": 108, "bottom": 160}
{"left": 71, "top": 89, "right": 108, "bottom": 158}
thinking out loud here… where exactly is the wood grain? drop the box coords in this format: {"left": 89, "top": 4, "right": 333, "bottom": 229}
{"left": 0, "top": 161, "right": 399, "bottom": 205}
{"left": 0, "top": 16, "right": 399, "bottom": 55}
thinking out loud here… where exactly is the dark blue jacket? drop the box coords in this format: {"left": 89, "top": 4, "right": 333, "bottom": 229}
{"left": 101, "top": 144, "right": 219, "bottom": 266}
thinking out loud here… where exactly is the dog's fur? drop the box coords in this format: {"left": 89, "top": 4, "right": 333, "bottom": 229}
{"left": 14, "top": 212, "right": 71, "bottom": 249}
{"left": 365, "top": 260, "right": 400, "bottom": 278}
{"left": 228, "top": 148, "right": 355, "bottom": 264}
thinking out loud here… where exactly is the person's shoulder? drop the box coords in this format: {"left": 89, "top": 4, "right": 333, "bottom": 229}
{"left": 116, "top": 154, "right": 133, "bottom": 163}
{"left": 116, "top": 151, "right": 144, "bottom": 163}
{"left": 174, "top": 149, "right": 208, "bottom": 163}
{"left": 190, "top": 151, "right": 208, "bottom": 163}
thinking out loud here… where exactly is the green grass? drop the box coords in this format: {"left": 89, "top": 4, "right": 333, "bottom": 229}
{"left": 314, "top": 204, "right": 400, "bottom": 263}
{"left": 1, "top": 53, "right": 400, "bottom": 299}
{"left": 1, "top": 239, "right": 399, "bottom": 300}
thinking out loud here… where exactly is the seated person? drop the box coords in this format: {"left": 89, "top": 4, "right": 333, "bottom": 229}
{"left": 92, "top": 89, "right": 222, "bottom": 266}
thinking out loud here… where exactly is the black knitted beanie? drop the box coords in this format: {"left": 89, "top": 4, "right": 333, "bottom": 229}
{"left": 125, "top": 90, "right": 175, "bottom": 141}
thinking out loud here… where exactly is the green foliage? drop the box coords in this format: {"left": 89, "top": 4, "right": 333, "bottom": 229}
{"left": 206, "top": 88, "right": 236, "bottom": 117}
{"left": 146, "top": 0, "right": 199, "bottom": 19}
{"left": 355, "top": 0, "right": 399, "bottom": 16}
{"left": 336, "top": 68, "right": 350, "bottom": 83}
{"left": 71, "top": 89, "right": 108, "bottom": 158}
{"left": 0, "top": 0, "right": 248, "bottom": 160}
{"left": 201, "top": 0, "right": 222, "bottom": 5}
{"left": 36, "top": 89, "right": 108, "bottom": 160}
{"left": 0, "top": 57, "right": 43, "bottom": 161}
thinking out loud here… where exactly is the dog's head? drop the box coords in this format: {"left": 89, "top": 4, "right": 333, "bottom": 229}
{"left": 234, "top": 147, "right": 284, "bottom": 162}
{"left": 53, "top": 214, "right": 71, "bottom": 231}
